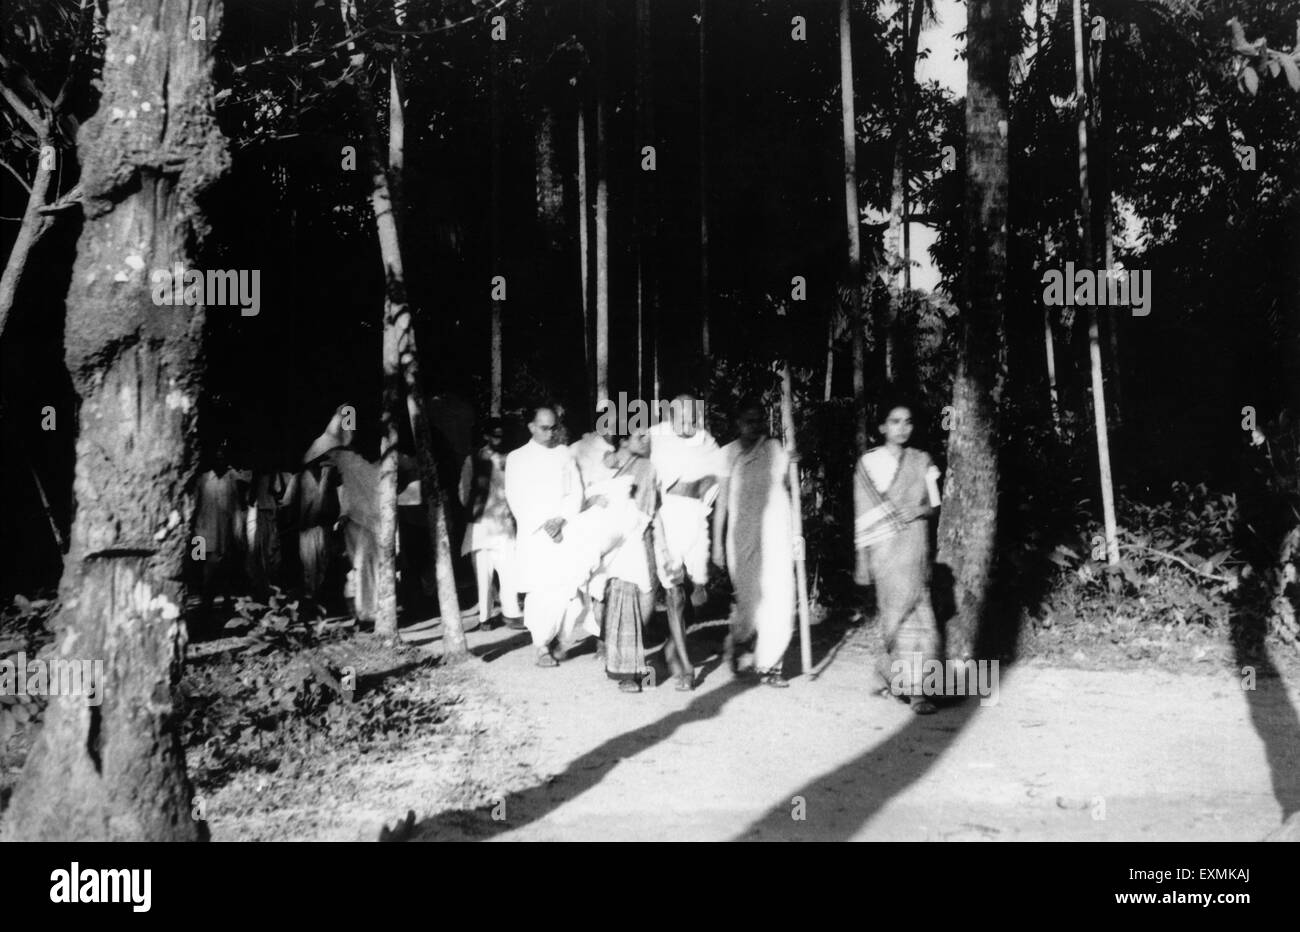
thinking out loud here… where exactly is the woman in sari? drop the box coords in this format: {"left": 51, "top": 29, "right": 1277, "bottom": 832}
{"left": 713, "top": 399, "right": 796, "bottom": 688}
{"left": 599, "top": 426, "right": 663, "bottom": 693}
{"left": 854, "top": 401, "right": 943, "bottom": 714}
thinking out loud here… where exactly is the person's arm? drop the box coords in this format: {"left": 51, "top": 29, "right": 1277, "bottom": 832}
{"left": 458, "top": 454, "right": 473, "bottom": 509}
{"left": 559, "top": 456, "right": 584, "bottom": 521}
{"left": 711, "top": 474, "right": 729, "bottom": 568}
{"left": 504, "top": 452, "right": 539, "bottom": 534}
{"left": 903, "top": 453, "right": 939, "bottom": 521}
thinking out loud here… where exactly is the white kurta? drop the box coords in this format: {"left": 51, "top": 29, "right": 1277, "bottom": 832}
{"left": 505, "top": 440, "right": 584, "bottom": 593}
{"left": 648, "top": 422, "right": 722, "bottom": 587}
{"left": 721, "top": 437, "right": 795, "bottom": 672}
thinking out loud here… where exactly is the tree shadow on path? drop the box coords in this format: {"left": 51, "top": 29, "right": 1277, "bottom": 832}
{"left": 732, "top": 562, "right": 1009, "bottom": 841}
{"left": 408, "top": 678, "right": 757, "bottom": 840}
{"left": 1232, "top": 612, "right": 1300, "bottom": 827}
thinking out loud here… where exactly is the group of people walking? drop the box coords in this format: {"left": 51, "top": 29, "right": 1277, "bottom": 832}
{"left": 192, "top": 390, "right": 948, "bottom": 713}
{"left": 467, "top": 392, "right": 944, "bottom": 708}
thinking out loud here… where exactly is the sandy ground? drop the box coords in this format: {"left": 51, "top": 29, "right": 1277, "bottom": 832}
{"left": 350, "top": 618, "right": 1300, "bottom": 843}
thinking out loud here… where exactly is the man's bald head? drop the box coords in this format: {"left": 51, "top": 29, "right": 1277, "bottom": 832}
{"left": 529, "top": 406, "right": 559, "bottom": 448}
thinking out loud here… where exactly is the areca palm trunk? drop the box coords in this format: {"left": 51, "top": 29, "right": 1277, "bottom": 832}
{"left": 1072, "top": 0, "right": 1119, "bottom": 571}
{"left": 839, "top": 0, "right": 867, "bottom": 450}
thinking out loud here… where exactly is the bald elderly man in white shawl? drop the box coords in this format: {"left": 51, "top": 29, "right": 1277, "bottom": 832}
{"left": 646, "top": 393, "right": 722, "bottom": 687}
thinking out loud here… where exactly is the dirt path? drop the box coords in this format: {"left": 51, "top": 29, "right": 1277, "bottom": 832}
{"left": 395, "top": 621, "right": 1300, "bottom": 842}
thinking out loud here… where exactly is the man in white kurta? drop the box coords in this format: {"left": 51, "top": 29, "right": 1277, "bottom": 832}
{"left": 505, "top": 406, "right": 585, "bottom": 664}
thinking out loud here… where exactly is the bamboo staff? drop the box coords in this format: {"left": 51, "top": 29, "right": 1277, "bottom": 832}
{"left": 780, "top": 360, "right": 813, "bottom": 674}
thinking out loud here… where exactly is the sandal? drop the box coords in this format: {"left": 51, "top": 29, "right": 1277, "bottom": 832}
{"left": 761, "top": 672, "right": 790, "bottom": 689}
{"left": 675, "top": 673, "right": 695, "bottom": 692}
{"left": 618, "top": 680, "right": 642, "bottom": 694}
{"left": 535, "top": 651, "right": 559, "bottom": 668}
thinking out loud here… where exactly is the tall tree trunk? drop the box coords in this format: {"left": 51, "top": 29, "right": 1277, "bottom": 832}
{"left": 699, "top": 0, "right": 710, "bottom": 370}
{"left": 347, "top": 12, "right": 468, "bottom": 660}
{"left": 635, "top": 0, "right": 656, "bottom": 401}
{"left": 6, "top": 0, "right": 229, "bottom": 841}
{"left": 935, "top": 0, "right": 1009, "bottom": 658}
{"left": 1072, "top": 0, "right": 1119, "bottom": 570}
{"left": 0, "top": 128, "right": 55, "bottom": 341}
{"left": 1036, "top": 0, "right": 1061, "bottom": 436}
{"left": 594, "top": 0, "right": 609, "bottom": 406}
{"left": 883, "top": 0, "right": 926, "bottom": 384}
{"left": 1089, "top": 26, "right": 1122, "bottom": 428}
{"left": 372, "top": 62, "right": 404, "bottom": 639}
{"left": 839, "top": 0, "right": 867, "bottom": 451}
{"left": 577, "top": 105, "right": 594, "bottom": 411}
{"left": 824, "top": 309, "right": 836, "bottom": 401}
{"left": 490, "top": 40, "right": 503, "bottom": 418}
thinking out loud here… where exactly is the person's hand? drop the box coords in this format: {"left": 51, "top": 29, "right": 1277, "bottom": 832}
{"left": 543, "top": 517, "right": 566, "bottom": 541}
{"left": 899, "top": 504, "right": 929, "bottom": 522}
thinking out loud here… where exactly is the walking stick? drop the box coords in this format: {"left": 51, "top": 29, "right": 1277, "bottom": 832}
{"left": 780, "top": 362, "right": 813, "bottom": 675}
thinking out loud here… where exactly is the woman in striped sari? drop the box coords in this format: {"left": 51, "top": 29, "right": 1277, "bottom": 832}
{"left": 854, "top": 402, "right": 943, "bottom": 714}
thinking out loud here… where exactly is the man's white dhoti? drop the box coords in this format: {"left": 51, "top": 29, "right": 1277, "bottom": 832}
{"left": 648, "top": 422, "right": 722, "bottom": 589}
{"left": 505, "top": 439, "right": 586, "bottom": 647}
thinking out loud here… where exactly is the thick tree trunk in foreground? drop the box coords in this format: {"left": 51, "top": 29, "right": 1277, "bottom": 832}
{"left": 7, "top": 0, "right": 229, "bottom": 841}
{"left": 839, "top": 0, "right": 867, "bottom": 450}
{"left": 936, "top": 0, "right": 1009, "bottom": 658}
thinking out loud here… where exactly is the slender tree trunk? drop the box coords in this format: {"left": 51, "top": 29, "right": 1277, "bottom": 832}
{"left": 490, "top": 40, "right": 503, "bottom": 418}
{"left": 699, "top": 0, "right": 710, "bottom": 368}
{"left": 6, "top": 0, "right": 229, "bottom": 841}
{"left": 347, "top": 13, "right": 468, "bottom": 660}
{"left": 1036, "top": 0, "right": 1061, "bottom": 436}
{"left": 635, "top": 0, "right": 656, "bottom": 401}
{"left": 1089, "top": 28, "right": 1122, "bottom": 428}
{"left": 577, "top": 105, "right": 593, "bottom": 411}
{"left": 1072, "top": 0, "right": 1119, "bottom": 570}
{"left": 372, "top": 62, "right": 404, "bottom": 639}
{"left": 839, "top": 0, "right": 867, "bottom": 450}
{"left": 935, "top": 0, "right": 1009, "bottom": 658}
{"left": 594, "top": 0, "right": 609, "bottom": 406}
{"left": 0, "top": 130, "right": 55, "bottom": 340}
{"left": 883, "top": 0, "right": 926, "bottom": 384}
{"left": 824, "top": 309, "right": 836, "bottom": 401}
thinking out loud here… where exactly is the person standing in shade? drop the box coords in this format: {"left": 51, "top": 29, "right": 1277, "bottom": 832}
{"left": 713, "top": 399, "right": 796, "bottom": 688}
{"left": 505, "top": 405, "right": 585, "bottom": 666}
{"left": 853, "top": 400, "right": 943, "bottom": 714}
{"left": 192, "top": 440, "right": 249, "bottom": 637}
{"left": 459, "top": 418, "right": 522, "bottom": 630}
